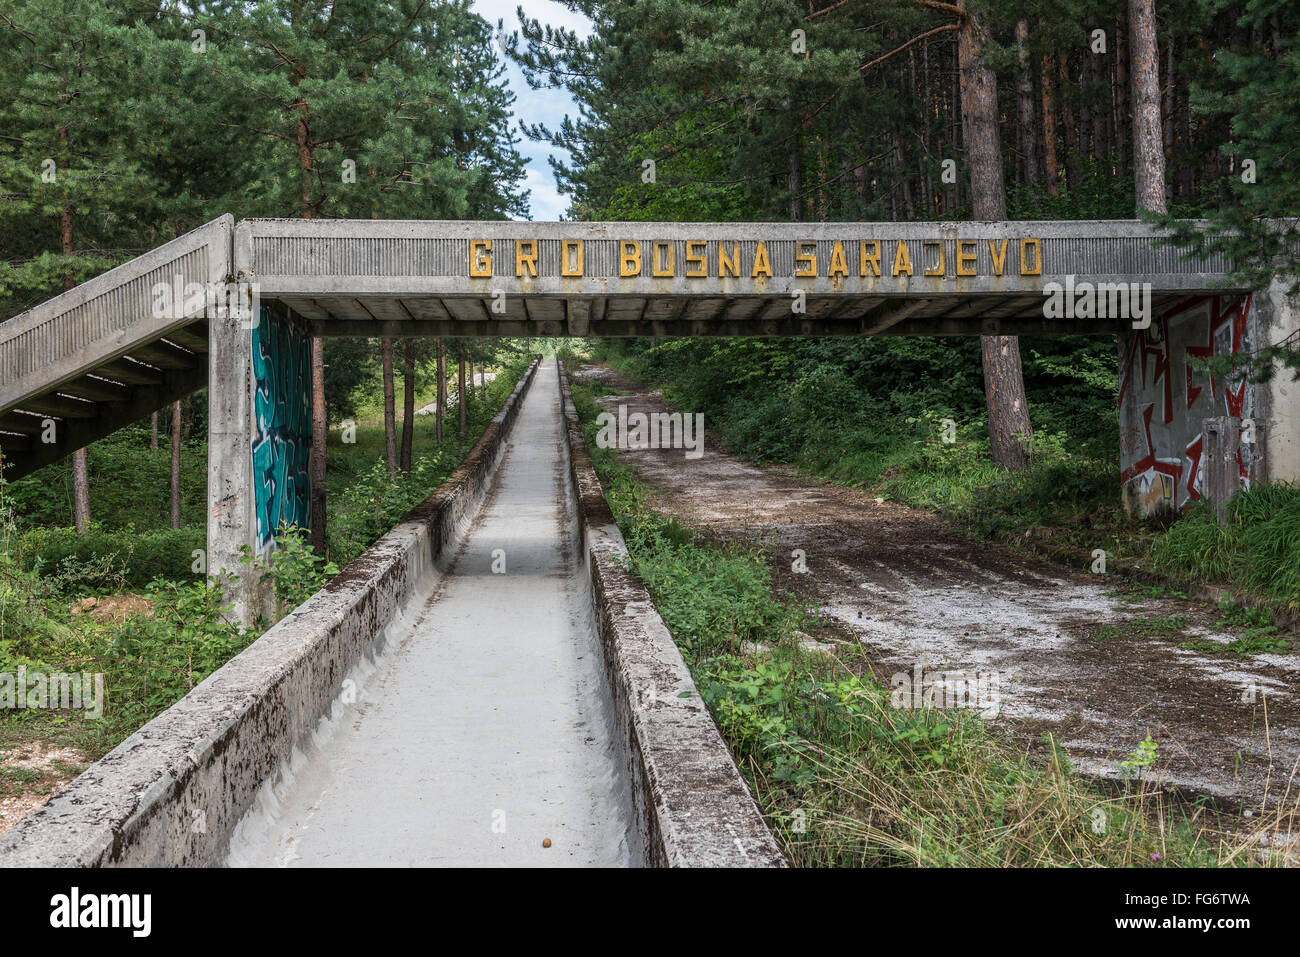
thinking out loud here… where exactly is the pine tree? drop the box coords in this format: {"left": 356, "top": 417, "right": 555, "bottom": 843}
{"left": 0, "top": 0, "right": 168, "bottom": 530}
{"left": 1161, "top": 0, "right": 1299, "bottom": 293}
{"left": 188, "top": 0, "right": 527, "bottom": 551}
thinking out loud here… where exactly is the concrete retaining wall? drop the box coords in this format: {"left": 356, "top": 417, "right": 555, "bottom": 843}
{"left": 0, "top": 359, "right": 540, "bottom": 866}
{"left": 557, "top": 363, "right": 785, "bottom": 867}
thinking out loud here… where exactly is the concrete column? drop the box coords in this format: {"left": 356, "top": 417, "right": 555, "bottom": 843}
{"left": 1258, "top": 279, "right": 1300, "bottom": 486}
{"left": 1118, "top": 292, "right": 1263, "bottom": 518}
{"left": 206, "top": 301, "right": 315, "bottom": 627}
{"left": 206, "top": 304, "right": 259, "bottom": 625}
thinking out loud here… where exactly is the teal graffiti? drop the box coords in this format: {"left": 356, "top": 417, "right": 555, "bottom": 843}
{"left": 251, "top": 306, "right": 311, "bottom": 551}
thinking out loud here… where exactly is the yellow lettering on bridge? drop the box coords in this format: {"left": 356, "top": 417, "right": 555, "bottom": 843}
{"left": 467, "top": 236, "right": 1046, "bottom": 280}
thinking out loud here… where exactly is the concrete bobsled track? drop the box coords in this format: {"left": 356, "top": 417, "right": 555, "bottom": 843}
{"left": 0, "top": 359, "right": 781, "bottom": 868}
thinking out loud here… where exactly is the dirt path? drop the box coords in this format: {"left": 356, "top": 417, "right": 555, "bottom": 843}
{"left": 579, "top": 363, "right": 1300, "bottom": 814}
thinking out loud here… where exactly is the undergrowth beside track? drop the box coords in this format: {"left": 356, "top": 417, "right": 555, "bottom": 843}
{"left": 567, "top": 367, "right": 1295, "bottom": 867}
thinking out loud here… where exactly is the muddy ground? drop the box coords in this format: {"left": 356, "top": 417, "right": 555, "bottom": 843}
{"left": 0, "top": 740, "right": 86, "bottom": 838}
{"left": 578, "top": 363, "right": 1300, "bottom": 816}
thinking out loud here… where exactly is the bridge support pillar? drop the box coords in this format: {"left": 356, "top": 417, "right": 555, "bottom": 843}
{"left": 206, "top": 303, "right": 312, "bottom": 626}
{"left": 1119, "top": 283, "right": 1299, "bottom": 519}
{"left": 1257, "top": 279, "right": 1300, "bottom": 487}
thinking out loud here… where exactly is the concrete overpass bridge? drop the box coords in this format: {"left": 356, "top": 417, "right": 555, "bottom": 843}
{"left": 2, "top": 216, "right": 1297, "bottom": 620}
{"left": 2, "top": 215, "right": 1298, "bottom": 867}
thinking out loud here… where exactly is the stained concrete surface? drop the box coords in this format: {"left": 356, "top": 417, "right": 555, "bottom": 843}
{"left": 228, "top": 363, "right": 634, "bottom": 866}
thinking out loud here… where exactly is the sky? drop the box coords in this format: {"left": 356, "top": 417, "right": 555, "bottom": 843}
{"left": 469, "top": 1, "right": 592, "bottom": 221}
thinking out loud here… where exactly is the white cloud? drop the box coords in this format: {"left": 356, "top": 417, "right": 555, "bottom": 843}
{"left": 472, "top": 0, "right": 592, "bottom": 38}
{"left": 519, "top": 163, "right": 569, "bottom": 221}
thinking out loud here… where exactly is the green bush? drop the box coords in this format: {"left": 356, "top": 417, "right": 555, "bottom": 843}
{"left": 1151, "top": 483, "right": 1300, "bottom": 607}
{"left": 6, "top": 425, "right": 207, "bottom": 530}
{"left": 14, "top": 525, "right": 205, "bottom": 590}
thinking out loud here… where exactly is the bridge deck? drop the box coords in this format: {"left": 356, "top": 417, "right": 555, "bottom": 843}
{"left": 0, "top": 216, "right": 1243, "bottom": 480}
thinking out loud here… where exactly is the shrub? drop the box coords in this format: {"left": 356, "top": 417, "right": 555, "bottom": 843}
{"left": 15, "top": 525, "right": 205, "bottom": 590}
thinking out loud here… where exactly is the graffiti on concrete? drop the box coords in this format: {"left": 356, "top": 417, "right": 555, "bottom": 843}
{"left": 1119, "top": 294, "right": 1257, "bottom": 515}
{"left": 252, "top": 306, "right": 311, "bottom": 552}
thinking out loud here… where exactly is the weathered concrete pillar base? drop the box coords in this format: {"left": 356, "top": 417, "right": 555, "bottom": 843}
{"left": 1259, "top": 279, "right": 1300, "bottom": 487}
{"left": 206, "top": 304, "right": 257, "bottom": 624}
{"left": 1202, "top": 416, "right": 1241, "bottom": 523}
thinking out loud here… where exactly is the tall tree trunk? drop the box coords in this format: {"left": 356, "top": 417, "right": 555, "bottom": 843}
{"left": 457, "top": 349, "right": 467, "bottom": 441}
{"left": 382, "top": 338, "right": 398, "bottom": 477}
{"left": 1175, "top": 38, "right": 1193, "bottom": 201}
{"left": 896, "top": 135, "right": 916, "bottom": 219}
{"left": 1162, "top": 27, "right": 1176, "bottom": 156}
{"left": 1040, "top": 54, "right": 1061, "bottom": 194}
{"left": 959, "top": 9, "right": 1007, "bottom": 220}
{"left": 1087, "top": 17, "right": 1106, "bottom": 159}
{"left": 71, "top": 450, "right": 90, "bottom": 533}
{"left": 787, "top": 127, "right": 802, "bottom": 222}
{"left": 310, "top": 336, "right": 327, "bottom": 553}
{"left": 1060, "top": 55, "right": 1080, "bottom": 189}
{"left": 294, "top": 109, "right": 327, "bottom": 553}
{"left": 952, "top": 57, "right": 965, "bottom": 211}
{"left": 959, "top": 1, "right": 1033, "bottom": 470}
{"left": 1129, "top": 0, "right": 1168, "bottom": 213}
{"left": 170, "top": 400, "right": 182, "bottom": 530}
{"left": 435, "top": 338, "right": 446, "bottom": 444}
{"left": 57, "top": 164, "right": 91, "bottom": 534}
{"left": 1015, "top": 21, "right": 1040, "bottom": 187}
{"left": 1115, "top": 9, "right": 1131, "bottom": 179}
{"left": 921, "top": 44, "right": 936, "bottom": 216}
{"left": 400, "top": 341, "right": 415, "bottom": 473}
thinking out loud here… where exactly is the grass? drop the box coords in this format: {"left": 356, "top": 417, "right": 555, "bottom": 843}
{"left": 1150, "top": 484, "right": 1300, "bottom": 609}
{"left": 1111, "top": 582, "right": 1193, "bottom": 603}
{"left": 1095, "top": 614, "right": 1192, "bottom": 641}
{"left": 1179, "top": 598, "right": 1292, "bottom": 657}
{"left": 568, "top": 371, "right": 1295, "bottom": 867}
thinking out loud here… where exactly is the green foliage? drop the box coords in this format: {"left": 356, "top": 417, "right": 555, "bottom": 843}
{"left": 0, "top": 359, "right": 532, "bottom": 758}
{"left": 5, "top": 419, "right": 207, "bottom": 530}
{"left": 596, "top": 334, "right": 1119, "bottom": 535}
{"left": 1180, "top": 598, "right": 1291, "bottom": 656}
{"left": 101, "top": 578, "right": 248, "bottom": 727}
{"left": 14, "top": 525, "right": 204, "bottom": 590}
{"left": 1121, "top": 733, "right": 1160, "bottom": 771}
{"left": 1150, "top": 483, "right": 1300, "bottom": 608}
{"left": 0, "top": 0, "right": 168, "bottom": 313}
{"left": 243, "top": 526, "right": 339, "bottom": 624}
{"left": 1152, "top": 3, "right": 1300, "bottom": 382}
{"left": 0, "top": 0, "right": 529, "bottom": 323}
{"left": 1008, "top": 153, "right": 1136, "bottom": 220}
{"left": 1157, "top": 1, "right": 1300, "bottom": 294}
